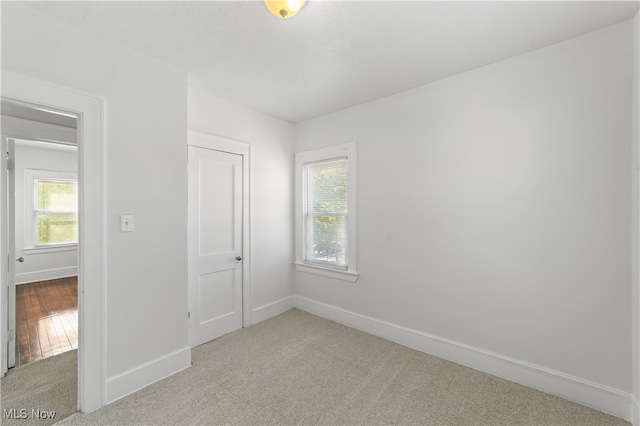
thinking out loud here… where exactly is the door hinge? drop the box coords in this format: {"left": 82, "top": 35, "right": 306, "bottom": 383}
{"left": 188, "top": 311, "right": 191, "bottom": 319}
{"left": 6, "top": 159, "right": 14, "bottom": 171}
{"left": 8, "top": 329, "right": 14, "bottom": 341}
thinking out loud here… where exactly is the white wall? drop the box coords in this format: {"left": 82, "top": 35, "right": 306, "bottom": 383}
{"left": 188, "top": 87, "right": 295, "bottom": 320}
{"left": 1, "top": 0, "right": 634, "bottom": 418}
{"left": 295, "top": 18, "right": 633, "bottom": 404}
{"left": 14, "top": 141, "right": 78, "bottom": 284}
{"left": 632, "top": 12, "right": 640, "bottom": 426}
{"left": 2, "top": 2, "right": 189, "bottom": 400}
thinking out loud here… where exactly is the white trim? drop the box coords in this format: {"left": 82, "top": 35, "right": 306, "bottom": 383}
{"left": 632, "top": 397, "right": 639, "bottom": 426}
{"left": 295, "top": 143, "right": 358, "bottom": 279}
{"left": 15, "top": 266, "right": 78, "bottom": 285}
{"left": 246, "top": 145, "right": 253, "bottom": 327}
{"left": 294, "top": 296, "right": 632, "bottom": 422}
{"left": 14, "top": 138, "right": 77, "bottom": 152}
{"left": 252, "top": 296, "right": 294, "bottom": 324}
{"left": 187, "top": 130, "right": 253, "bottom": 328}
{"left": 23, "top": 243, "right": 77, "bottom": 254}
{"left": 187, "top": 130, "right": 249, "bottom": 156}
{"left": 1, "top": 138, "right": 15, "bottom": 372}
{"left": 1, "top": 71, "right": 106, "bottom": 413}
{"left": 1, "top": 115, "right": 77, "bottom": 145}
{"left": 294, "top": 262, "right": 359, "bottom": 282}
{"left": 23, "top": 168, "right": 78, "bottom": 250}
{"left": 105, "top": 347, "right": 191, "bottom": 404}
{"left": 1, "top": 137, "right": 7, "bottom": 375}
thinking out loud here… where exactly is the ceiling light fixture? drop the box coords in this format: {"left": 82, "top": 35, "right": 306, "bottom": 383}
{"left": 264, "top": 0, "right": 306, "bottom": 19}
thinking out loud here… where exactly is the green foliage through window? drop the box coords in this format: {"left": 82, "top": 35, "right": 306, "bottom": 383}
{"left": 34, "top": 179, "right": 78, "bottom": 245}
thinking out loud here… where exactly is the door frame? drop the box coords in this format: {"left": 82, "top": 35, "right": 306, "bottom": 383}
{"left": 1, "top": 138, "right": 15, "bottom": 368}
{"left": 187, "top": 130, "right": 252, "bottom": 328}
{"left": 0, "top": 71, "right": 106, "bottom": 413}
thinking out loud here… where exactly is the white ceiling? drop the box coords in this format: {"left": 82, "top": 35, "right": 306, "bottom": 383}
{"left": 26, "top": 1, "right": 639, "bottom": 123}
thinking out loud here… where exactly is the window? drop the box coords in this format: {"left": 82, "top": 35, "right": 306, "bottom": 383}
{"left": 35, "top": 178, "right": 78, "bottom": 245}
{"left": 25, "top": 170, "right": 78, "bottom": 250}
{"left": 304, "top": 159, "right": 348, "bottom": 268}
{"left": 295, "top": 143, "right": 357, "bottom": 282}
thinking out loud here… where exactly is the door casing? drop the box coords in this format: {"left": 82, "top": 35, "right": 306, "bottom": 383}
{"left": 187, "top": 130, "right": 252, "bottom": 330}
{"left": 0, "top": 72, "right": 105, "bottom": 414}
{"left": 2, "top": 138, "right": 15, "bottom": 369}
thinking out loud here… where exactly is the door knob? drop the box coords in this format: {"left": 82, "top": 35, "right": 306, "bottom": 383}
{"left": 236, "top": 256, "right": 242, "bottom": 261}
{"left": 16, "top": 257, "right": 24, "bottom": 263}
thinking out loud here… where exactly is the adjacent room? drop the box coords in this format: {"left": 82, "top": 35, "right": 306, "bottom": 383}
{"left": 1, "top": 1, "right": 639, "bottom": 425}
{"left": 2, "top": 102, "right": 79, "bottom": 368}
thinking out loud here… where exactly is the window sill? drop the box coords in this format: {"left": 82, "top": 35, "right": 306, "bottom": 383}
{"left": 294, "top": 262, "right": 359, "bottom": 282}
{"left": 23, "top": 244, "right": 78, "bottom": 255}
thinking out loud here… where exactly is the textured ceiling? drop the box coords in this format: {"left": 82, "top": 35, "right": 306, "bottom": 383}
{"left": 25, "top": 1, "right": 639, "bottom": 123}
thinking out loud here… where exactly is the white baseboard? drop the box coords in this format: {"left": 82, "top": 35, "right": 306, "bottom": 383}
{"left": 252, "top": 295, "right": 294, "bottom": 324}
{"left": 15, "top": 266, "right": 78, "bottom": 284}
{"left": 294, "top": 296, "right": 632, "bottom": 422}
{"left": 632, "top": 397, "right": 639, "bottom": 426}
{"left": 106, "top": 347, "right": 191, "bottom": 404}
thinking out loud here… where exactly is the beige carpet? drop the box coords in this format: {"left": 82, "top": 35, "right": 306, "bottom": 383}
{"left": 54, "top": 309, "right": 628, "bottom": 425}
{"left": 0, "top": 349, "right": 77, "bottom": 426}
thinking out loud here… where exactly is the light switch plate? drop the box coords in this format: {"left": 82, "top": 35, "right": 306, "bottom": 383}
{"left": 120, "top": 214, "right": 134, "bottom": 232}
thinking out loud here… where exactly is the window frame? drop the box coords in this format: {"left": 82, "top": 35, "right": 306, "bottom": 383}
{"left": 295, "top": 143, "right": 358, "bottom": 282}
{"left": 24, "top": 169, "right": 78, "bottom": 252}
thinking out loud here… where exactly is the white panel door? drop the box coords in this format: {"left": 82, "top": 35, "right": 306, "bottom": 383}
{"left": 188, "top": 146, "right": 243, "bottom": 348}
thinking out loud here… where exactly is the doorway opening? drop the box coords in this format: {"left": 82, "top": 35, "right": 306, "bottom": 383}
{"left": 2, "top": 102, "right": 79, "bottom": 370}
{"left": 1, "top": 72, "right": 105, "bottom": 413}
{"left": 1, "top": 101, "right": 80, "bottom": 422}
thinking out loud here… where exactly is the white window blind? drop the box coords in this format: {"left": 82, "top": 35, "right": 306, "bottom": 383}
{"left": 304, "top": 158, "right": 348, "bottom": 269}
{"left": 295, "top": 142, "right": 357, "bottom": 282}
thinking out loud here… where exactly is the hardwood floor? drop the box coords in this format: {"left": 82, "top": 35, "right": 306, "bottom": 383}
{"left": 14, "top": 277, "right": 78, "bottom": 368}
